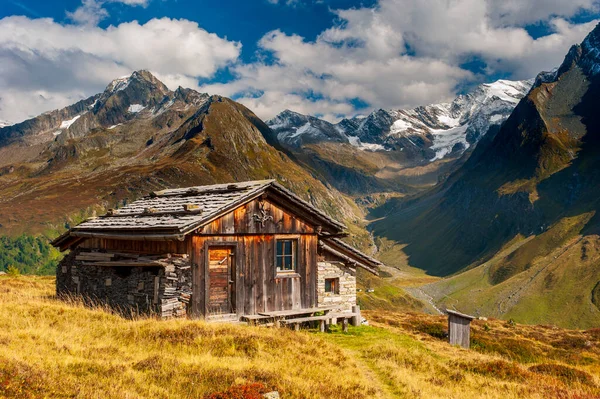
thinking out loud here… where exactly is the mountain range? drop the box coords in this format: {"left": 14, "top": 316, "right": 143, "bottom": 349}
{"left": 0, "top": 70, "right": 353, "bottom": 238}
{"left": 266, "top": 79, "right": 531, "bottom": 194}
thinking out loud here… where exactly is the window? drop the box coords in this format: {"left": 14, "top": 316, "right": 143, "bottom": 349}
{"left": 325, "top": 278, "right": 339, "bottom": 294}
{"left": 276, "top": 239, "right": 297, "bottom": 272}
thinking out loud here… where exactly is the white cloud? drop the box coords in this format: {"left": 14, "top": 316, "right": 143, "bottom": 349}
{"left": 1, "top": 0, "right": 599, "bottom": 123}
{"left": 67, "top": 0, "right": 109, "bottom": 26}
{"left": 67, "top": 0, "right": 149, "bottom": 26}
{"left": 201, "top": 0, "right": 600, "bottom": 120}
{"left": 0, "top": 16, "right": 240, "bottom": 122}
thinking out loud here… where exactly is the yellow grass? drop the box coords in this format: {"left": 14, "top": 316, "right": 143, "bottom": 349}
{"left": 2, "top": 276, "right": 600, "bottom": 399}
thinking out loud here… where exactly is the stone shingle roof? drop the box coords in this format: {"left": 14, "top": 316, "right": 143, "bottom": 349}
{"left": 53, "top": 180, "right": 346, "bottom": 246}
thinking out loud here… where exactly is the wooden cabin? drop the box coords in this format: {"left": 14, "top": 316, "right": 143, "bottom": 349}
{"left": 52, "top": 180, "right": 381, "bottom": 320}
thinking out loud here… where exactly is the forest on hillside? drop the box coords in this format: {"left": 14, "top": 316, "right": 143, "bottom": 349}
{"left": 0, "top": 235, "right": 62, "bottom": 275}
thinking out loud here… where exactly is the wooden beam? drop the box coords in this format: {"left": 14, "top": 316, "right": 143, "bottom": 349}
{"left": 319, "top": 242, "right": 379, "bottom": 275}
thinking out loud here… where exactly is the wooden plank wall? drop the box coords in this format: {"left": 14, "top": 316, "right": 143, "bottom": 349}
{"left": 448, "top": 314, "right": 472, "bottom": 349}
{"left": 191, "top": 234, "right": 317, "bottom": 318}
{"left": 77, "top": 198, "right": 320, "bottom": 319}
{"left": 79, "top": 238, "right": 190, "bottom": 254}
{"left": 201, "top": 199, "right": 315, "bottom": 235}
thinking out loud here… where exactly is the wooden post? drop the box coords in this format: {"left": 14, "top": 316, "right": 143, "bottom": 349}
{"left": 351, "top": 305, "right": 361, "bottom": 327}
{"left": 319, "top": 320, "right": 326, "bottom": 332}
{"left": 446, "top": 309, "right": 475, "bottom": 349}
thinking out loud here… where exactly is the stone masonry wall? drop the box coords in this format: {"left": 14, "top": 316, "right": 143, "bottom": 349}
{"left": 56, "top": 249, "right": 192, "bottom": 319}
{"left": 317, "top": 261, "right": 356, "bottom": 312}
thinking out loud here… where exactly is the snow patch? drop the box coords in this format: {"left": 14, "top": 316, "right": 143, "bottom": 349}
{"left": 59, "top": 114, "right": 82, "bottom": 129}
{"left": 429, "top": 124, "right": 470, "bottom": 161}
{"left": 436, "top": 112, "right": 461, "bottom": 128}
{"left": 289, "top": 122, "right": 321, "bottom": 139}
{"left": 390, "top": 119, "right": 413, "bottom": 134}
{"left": 348, "top": 136, "right": 387, "bottom": 151}
{"left": 482, "top": 80, "right": 529, "bottom": 103}
{"left": 52, "top": 131, "right": 62, "bottom": 136}
{"left": 108, "top": 76, "right": 131, "bottom": 92}
{"left": 128, "top": 104, "right": 145, "bottom": 113}
{"left": 108, "top": 124, "right": 122, "bottom": 130}
{"left": 490, "top": 114, "right": 504, "bottom": 123}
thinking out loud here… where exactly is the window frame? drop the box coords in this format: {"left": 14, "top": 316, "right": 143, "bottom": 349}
{"left": 324, "top": 277, "right": 340, "bottom": 294}
{"left": 274, "top": 235, "right": 300, "bottom": 278}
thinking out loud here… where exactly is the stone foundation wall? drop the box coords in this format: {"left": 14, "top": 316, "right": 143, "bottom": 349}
{"left": 316, "top": 261, "right": 356, "bottom": 312}
{"left": 56, "top": 249, "right": 192, "bottom": 318}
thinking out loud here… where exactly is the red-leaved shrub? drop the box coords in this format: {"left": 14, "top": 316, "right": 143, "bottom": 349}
{"left": 203, "top": 382, "right": 270, "bottom": 399}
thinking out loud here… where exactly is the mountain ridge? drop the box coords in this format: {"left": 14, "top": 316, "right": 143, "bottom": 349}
{"left": 0, "top": 70, "right": 358, "bottom": 239}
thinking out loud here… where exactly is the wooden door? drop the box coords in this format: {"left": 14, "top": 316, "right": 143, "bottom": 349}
{"left": 207, "top": 247, "right": 235, "bottom": 315}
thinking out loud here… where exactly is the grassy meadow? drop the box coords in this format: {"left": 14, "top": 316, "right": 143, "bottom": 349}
{"left": 2, "top": 276, "right": 600, "bottom": 399}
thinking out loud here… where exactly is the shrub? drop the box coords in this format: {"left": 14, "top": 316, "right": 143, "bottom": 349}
{"left": 461, "top": 360, "right": 530, "bottom": 382}
{"left": 413, "top": 321, "right": 448, "bottom": 340}
{"left": 0, "top": 358, "right": 49, "bottom": 399}
{"left": 203, "top": 383, "right": 270, "bottom": 399}
{"left": 471, "top": 336, "right": 541, "bottom": 363}
{"left": 6, "top": 265, "right": 20, "bottom": 277}
{"left": 528, "top": 364, "right": 595, "bottom": 386}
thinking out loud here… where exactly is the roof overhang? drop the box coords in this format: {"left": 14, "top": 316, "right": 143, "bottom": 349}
{"left": 319, "top": 237, "right": 381, "bottom": 275}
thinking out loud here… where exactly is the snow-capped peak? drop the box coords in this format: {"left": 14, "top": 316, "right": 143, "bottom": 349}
{"left": 107, "top": 76, "right": 131, "bottom": 93}
{"left": 480, "top": 79, "right": 533, "bottom": 104}
{"left": 267, "top": 77, "right": 532, "bottom": 160}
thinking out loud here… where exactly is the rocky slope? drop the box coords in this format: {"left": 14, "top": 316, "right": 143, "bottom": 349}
{"left": 372, "top": 23, "right": 600, "bottom": 327}
{"left": 0, "top": 71, "right": 355, "bottom": 236}
{"left": 267, "top": 79, "right": 531, "bottom": 195}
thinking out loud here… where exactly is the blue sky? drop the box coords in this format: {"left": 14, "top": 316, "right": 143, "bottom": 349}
{"left": 1, "top": 0, "right": 600, "bottom": 123}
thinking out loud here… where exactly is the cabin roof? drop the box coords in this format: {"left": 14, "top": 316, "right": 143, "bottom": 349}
{"left": 319, "top": 237, "right": 382, "bottom": 275}
{"left": 52, "top": 180, "right": 346, "bottom": 248}
{"left": 446, "top": 309, "right": 476, "bottom": 321}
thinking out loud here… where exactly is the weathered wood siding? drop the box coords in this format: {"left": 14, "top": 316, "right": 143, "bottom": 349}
{"left": 448, "top": 314, "right": 472, "bottom": 348}
{"left": 201, "top": 199, "right": 316, "bottom": 235}
{"left": 78, "top": 198, "right": 321, "bottom": 319}
{"left": 79, "top": 238, "right": 190, "bottom": 254}
{"left": 191, "top": 234, "right": 318, "bottom": 318}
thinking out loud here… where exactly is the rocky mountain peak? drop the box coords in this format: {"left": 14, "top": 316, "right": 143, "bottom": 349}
{"left": 268, "top": 78, "right": 532, "bottom": 161}
{"left": 105, "top": 70, "right": 169, "bottom": 95}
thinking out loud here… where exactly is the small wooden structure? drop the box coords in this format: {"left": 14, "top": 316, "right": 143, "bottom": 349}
{"left": 447, "top": 309, "right": 475, "bottom": 349}
{"left": 52, "top": 180, "right": 381, "bottom": 321}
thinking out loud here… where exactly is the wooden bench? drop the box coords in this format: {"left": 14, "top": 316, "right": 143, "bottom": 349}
{"left": 281, "top": 312, "right": 360, "bottom": 332}
{"left": 328, "top": 313, "right": 359, "bottom": 332}
{"left": 242, "top": 314, "right": 274, "bottom": 326}
{"left": 281, "top": 315, "right": 332, "bottom": 332}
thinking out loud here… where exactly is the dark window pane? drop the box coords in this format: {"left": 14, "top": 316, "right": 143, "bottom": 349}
{"left": 284, "top": 240, "right": 292, "bottom": 255}
{"left": 325, "top": 278, "right": 338, "bottom": 293}
{"left": 275, "top": 239, "right": 297, "bottom": 272}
